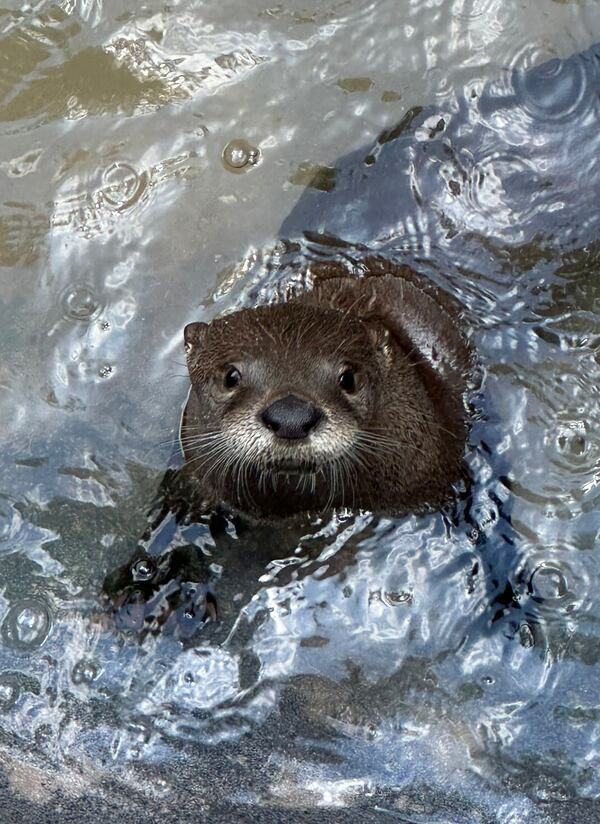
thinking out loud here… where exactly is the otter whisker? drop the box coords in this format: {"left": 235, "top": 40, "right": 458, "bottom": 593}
{"left": 180, "top": 436, "right": 229, "bottom": 449}
{"left": 184, "top": 440, "right": 233, "bottom": 475}
{"left": 182, "top": 436, "right": 230, "bottom": 462}
{"left": 354, "top": 430, "right": 431, "bottom": 460}
{"left": 337, "top": 455, "right": 350, "bottom": 509}
{"left": 367, "top": 416, "right": 460, "bottom": 439}
{"left": 340, "top": 448, "right": 363, "bottom": 509}
{"left": 179, "top": 434, "right": 228, "bottom": 449}
{"left": 240, "top": 452, "right": 254, "bottom": 507}
{"left": 324, "top": 458, "right": 340, "bottom": 513}
{"left": 234, "top": 447, "right": 257, "bottom": 509}
{"left": 179, "top": 430, "right": 227, "bottom": 447}
{"left": 141, "top": 438, "right": 183, "bottom": 459}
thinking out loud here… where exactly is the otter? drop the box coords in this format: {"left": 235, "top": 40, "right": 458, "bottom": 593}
{"left": 181, "top": 258, "right": 473, "bottom": 522}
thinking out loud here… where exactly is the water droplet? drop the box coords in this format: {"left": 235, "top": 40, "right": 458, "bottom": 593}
{"left": 222, "top": 139, "right": 260, "bottom": 173}
{"left": 98, "top": 363, "right": 113, "bottom": 379}
{"left": 0, "top": 497, "right": 22, "bottom": 550}
{"left": 100, "top": 321, "right": 111, "bottom": 332}
{"left": 72, "top": 659, "right": 99, "bottom": 685}
{"left": 518, "top": 623, "right": 535, "bottom": 648}
{"left": 529, "top": 564, "right": 568, "bottom": 602}
{"left": 131, "top": 558, "right": 155, "bottom": 582}
{"left": 101, "top": 162, "right": 147, "bottom": 211}
{"left": 383, "top": 590, "right": 412, "bottom": 606}
{"left": 481, "top": 675, "right": 494, "bottom": 685}
{"left": 36, "top": 724, "right": 54, "bottom": 747}
{"left": 556, "top": 425, "right": 587, "bottom": 456}
{"left": 60, "top": 284, "right": 101, "bottom": 321}
{"left": 365, "top": 723, "right": 379, "bottom": 740}
{"left": 2, "top": 599, "right": 52, "bottom": 650}
{"left": 184, "top": 672, "right": 194, "bottom": 684}
{"left": 0, "top": 677, "right": 19, "bottom": 710}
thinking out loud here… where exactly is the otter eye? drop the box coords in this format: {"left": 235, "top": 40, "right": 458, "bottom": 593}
{"left": 224, "top": 366, "right": 241, "bottom": 389}
{"left": 339, "top": 367, "right": 356, "bottom": 393}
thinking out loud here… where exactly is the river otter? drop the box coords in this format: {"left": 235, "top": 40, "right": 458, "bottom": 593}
{"left": 181, "top": 258, "right": 473, "bottom": 522}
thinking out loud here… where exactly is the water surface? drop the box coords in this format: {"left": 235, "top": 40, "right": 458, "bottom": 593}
{"left": 0, "top": 1, "right": 599, "bottom": 822}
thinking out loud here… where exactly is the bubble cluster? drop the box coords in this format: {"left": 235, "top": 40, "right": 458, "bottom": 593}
{"left": 556, "top": 425, "right": 587, "bottom": 457}
{"left": 72, "top": 659, "right": 100, "bottom": 685}
{"left": 222, "top": 139, "right": 260, "bottom": 173}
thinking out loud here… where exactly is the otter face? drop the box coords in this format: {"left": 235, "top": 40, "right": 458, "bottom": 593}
{"left": 182, "top": 303, "right": 388, "bottom": 502}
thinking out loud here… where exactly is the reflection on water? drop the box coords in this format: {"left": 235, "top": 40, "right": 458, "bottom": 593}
{"left": 0, "top": 0, "right": 600, "bottom": 821}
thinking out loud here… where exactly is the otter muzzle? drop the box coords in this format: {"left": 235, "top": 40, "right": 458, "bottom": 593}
{"left": 260, "top": 395, "right": 323, "bottom": 440}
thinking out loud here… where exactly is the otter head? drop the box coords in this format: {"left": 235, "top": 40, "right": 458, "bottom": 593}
{"left": 182, "top": 302, "right": 391, "bottom": 514}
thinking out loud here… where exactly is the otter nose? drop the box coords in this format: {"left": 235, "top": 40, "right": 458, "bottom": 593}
{"left": 261, "top": 395, "right": 322, "bottom": 440}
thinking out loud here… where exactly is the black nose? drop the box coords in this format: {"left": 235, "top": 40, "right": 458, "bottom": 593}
{"left": 260, "top": 395, "right": 323, "bottom": 440}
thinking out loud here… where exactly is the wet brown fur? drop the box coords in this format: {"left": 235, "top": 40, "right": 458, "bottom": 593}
{"left": 181, "top": 259, "right": 473, "bottom": 521}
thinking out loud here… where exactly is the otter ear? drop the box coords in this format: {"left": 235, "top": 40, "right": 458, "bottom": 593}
{"left": 184, "top": 321, "right": 208, "bottom": 352}
{"left": 366, "top": 322, "right": 392, "bottom": 361}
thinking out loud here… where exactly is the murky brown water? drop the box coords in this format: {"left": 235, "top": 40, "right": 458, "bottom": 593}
{"left": 1, "top": 1, "right": 600, "bottom": 822}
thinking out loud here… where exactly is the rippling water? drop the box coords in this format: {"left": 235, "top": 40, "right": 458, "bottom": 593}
{"left": 1, "top": 1, "right": 599, "bottom": 822}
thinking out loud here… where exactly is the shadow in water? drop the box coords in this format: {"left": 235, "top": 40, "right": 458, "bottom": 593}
{"left": 104, "top": 41, "right": 600, "bottom": 678}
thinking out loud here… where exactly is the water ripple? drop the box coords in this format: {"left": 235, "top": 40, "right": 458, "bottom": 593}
{"left": 513, "top": 47, "right": 600, "bottom": 124}
{"left": 1, "top": 0, "right": 600, "bottom": 819}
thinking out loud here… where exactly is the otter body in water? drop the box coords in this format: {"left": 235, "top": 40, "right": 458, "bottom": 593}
{"left": 182, "top": 259, "right": 472, "bottom": 521}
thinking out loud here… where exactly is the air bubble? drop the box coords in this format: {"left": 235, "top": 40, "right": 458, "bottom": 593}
{"left": 1, "top": 599, "right": 52, "bottom": 650}
{"left": 383, "top": 591, "right": 413, "bottom": 606}
{"left": 518, "top": 623, "right": 535, "bottom": 648}
{"left": 72, "top": 659, "right": 99, "bottom": 685}
{"left": 101, "top": 162, "right": 147, "bottom": 211}
{"left": 222, "top": 139, "right": 260, "bottom": 173}
{"left": 529, "top": 564, "right": 568, "bottom": 602}
{"left": 0, "top": 676, "right": 19, "bottom": 710}
{"left": 131, "top": 558, "right": 155, "bottom": 582}
{"left": 556, "top": 427, "right": 587, "bottom": 456}
{"left": 98, "top": 364, "right": 113, "bottom": 379}
{"left": 60, "top": 284, "right": 101, "bottom": 321}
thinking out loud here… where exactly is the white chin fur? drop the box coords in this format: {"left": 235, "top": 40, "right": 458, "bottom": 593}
{"left": 225, "top": 413, "right": 355, "bottom": 468}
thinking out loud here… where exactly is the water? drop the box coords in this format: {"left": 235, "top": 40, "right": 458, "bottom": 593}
{"left": 0, "top": 1, "right": 599, "bottom": 821}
